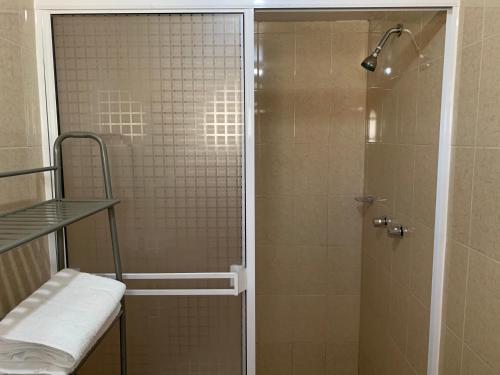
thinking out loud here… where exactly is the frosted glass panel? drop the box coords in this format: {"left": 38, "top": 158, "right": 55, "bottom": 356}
{"left": 52, "top": 13, "right": 244, "bottom": 375}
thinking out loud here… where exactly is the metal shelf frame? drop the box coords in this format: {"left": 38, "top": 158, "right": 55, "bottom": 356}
{"left": 0, "top": 199, "right": 120, "bottom": 255}
{"left": 0, "top": 131, "right": 127, "bottom": 375}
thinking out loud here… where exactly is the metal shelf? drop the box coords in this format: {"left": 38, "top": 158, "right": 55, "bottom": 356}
{"left": 0, "top": 198, "right": 120, "bottom": 255}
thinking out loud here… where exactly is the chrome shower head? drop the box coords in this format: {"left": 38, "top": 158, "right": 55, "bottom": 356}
{"left": 361, "top": 53, "right": 378, "bottom": 72}
{"left": 361, "top": 24, "right": 403, "bottom": 72}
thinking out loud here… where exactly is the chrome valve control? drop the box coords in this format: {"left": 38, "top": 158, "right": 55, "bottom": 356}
{"left": 387, "top": 223, "right": 408, "bottom": 237}
{"left": 372, "top": 216, "right": 392, "bottom": 227}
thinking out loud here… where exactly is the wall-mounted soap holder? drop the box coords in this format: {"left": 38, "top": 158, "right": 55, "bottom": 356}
{"left": 355, "top": 196, "right": 388, "bottom": 204}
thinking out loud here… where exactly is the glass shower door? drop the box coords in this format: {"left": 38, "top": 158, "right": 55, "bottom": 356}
{"left": 51, "top": 13, "right": 247, "bottom": 375}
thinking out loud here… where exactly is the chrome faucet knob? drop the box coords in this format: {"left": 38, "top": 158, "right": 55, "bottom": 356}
{"left": 372, "top": 217, "right": 392, "bottom": 227}
{"left": 387, "top": 223, "right": 408, "bottom": 237}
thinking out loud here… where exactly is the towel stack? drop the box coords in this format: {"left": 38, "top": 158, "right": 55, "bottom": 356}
{"left": 0, "top": 268, "right": 125, "bottom": 374}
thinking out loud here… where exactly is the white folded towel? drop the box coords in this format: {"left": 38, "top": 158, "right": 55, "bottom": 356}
{"left": 0, "top": 268, "right": 126, "bottom": 374}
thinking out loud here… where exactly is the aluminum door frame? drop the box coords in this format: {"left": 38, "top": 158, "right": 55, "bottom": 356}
{"left": 36, "top": 8, "right": 255, "bottom": 375}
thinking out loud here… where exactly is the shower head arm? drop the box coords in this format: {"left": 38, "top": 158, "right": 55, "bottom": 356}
{"left": 371, "top": 24, "right": 403, "bottom": 57}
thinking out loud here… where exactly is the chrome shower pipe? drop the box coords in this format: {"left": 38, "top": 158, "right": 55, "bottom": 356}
{"left": 372, "top": 24, "right": 403, "bottom": 58}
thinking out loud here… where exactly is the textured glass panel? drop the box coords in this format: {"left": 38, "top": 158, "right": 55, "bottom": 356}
{"left": 52, "top": 13, "right": 244, "bottom": 375}
{"left": 80, "top": 296, "right": 243, "bottom": 375}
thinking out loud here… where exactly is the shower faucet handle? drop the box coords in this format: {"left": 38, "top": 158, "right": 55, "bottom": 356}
{"left": 387, "top": 223, "right": 409, "bottom": 237}
{"left": 372, "top": 216, "right": 392, "bottom": 227}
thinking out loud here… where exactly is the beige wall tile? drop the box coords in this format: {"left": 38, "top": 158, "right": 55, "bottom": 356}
{"left": 380, "top": 88, "right": 399, "bottom": 144}
{"left": 361, "top": 203, "right": 391, "bottom": 260}
{"left": 483, "top": 0, "right": 500, "bottom": 39}
{"left": 327, "top": 246, "right": 361, "bottom": 295}
{"left": 416, "top": 59, "right": 444, "bottom": 145}
{"left": 406, "top": 296, "right": 430, "bottom": 375}
{"left": 464, "top": 250, "right": 500, "bottom": 371}
{"left": 328, "top": 142, "right": 364, "bottom": 196}
{"left": 448, "top": 147, "right": 474, "bottom": 245}
{"left": 295, "top": 32, "right": 332, "bottom": 89}
{"left": 330, "top": 106, "right": 366, "bottom": 146}
{"left": 420, "top": 12, "right": 446, "bottom": 61}
{"left": 326, "top": 342, "right": 359, "bottom": 375}
{"left": 409, "top": 222, "right": 434, "bottom": 308}
{"left": 257, "top": 21, "right": 295, "bottom": 34}
{"left": 358, "top": 351, "right": 376, "bottom": 375}
{"left": 295, "top": 89, "right": 332, "bottom": 144}
{"left": 295, "top": 245, "right": 329, "bottom": 294}
{"left": 0, "top": 238, "right": 50, "bottom": 317}
{"left": 332, "top": 33, "right": 368, "bottom": 92}
{"left": 396, "top": 68, "right": 418, "bottom": 144}
{"left": 256, "top": 90, "right": 295, "bottom": 145}
{"left": 461, "top": 345, "right": 495, "bottom": 375}
{"left": 295, "top": 21, "right": 331, "bottom": 34}
{"left": 327, "top": 295, "right": 360, "bottom": 343}
{"left": 364, "top": 144, "right": 394, "bottom": 210}
{"left": 389, "top": 277, "right": 409, "bottom": 352}
{"left": 476, "top": 34, "right": 500, "bottom": 146}
{"left": 328, "top": 195, "right": 363, "bottom": 246}
{"left": 0, "top": 148, "right": 37, "bottom": 208}
{"left": 331, "top": 20, "right": 369, "bottom": 34}
{"left": 0, "top": 0, "right": 24, "bottom": 45}
{"left": 0, "top": 0, "right": 49, "bottom": 319}
{"left": 365, "top": 88, "right": 384, "bottom": 144}
{"left": 391, "top": 225, "right": 412, "bottom": 287}
{"left": 397, "top": 22, "right": 421, "bottom": 74}
{"left": 439, "top": 327, "right": 462, "bottom": 375}
{"left": 294, "top": 143, "right": 329, "bottom": 195}
{"left": 256, "top": 143, "right": 294, "bottom": 196}
{"left": 256, "top": 20, "right": 367, "bottom": 373}
{"left": 461, "top": 2, "right": 484, "bottom": 47}
{"left": 257, "top": 343, "right": 293, "bottom": 375}
{"left": 256, "top": 195, "right": 295, "bottom": 245}
{"left": 453, "top": 43, "right": 482, "bottom": 146}
{"left": 386, "top": 338, "right": 417, "bottom": 375}
{"left": 443, "top": 241, "right": 468, "bottom": 338}
{"left": 413, "top": 145, "right": 438, "bottom": 228}
{"left": 292, "top": 295, "right": 328, "bottom": 342}
{"left": 256, "top": 33, "right": 295, "bottom": 91}
{"left": 0, "top": 39, "right": 28, "bottom": 148}
{"left": 257, "top": 294, "right": 295, "bottom": 343}
{"left": 392, "top": 144, "right": 416, "bottom": 217}
{"left": 294, "top": 195, "right": 328, "bottom": 246}
{"left": 293, "top": 342, "right": 326, "bottom": 375}
{"left": 471, "top": 148, "right": 500, "bottom": 261}
{"left": 256, "top": 244, "right": 297, "bottom": 295}
{"left": 373, "top": 264, "right": 391, "bottom": 327}
{"left": 436, "top": 2, "right": 497, "bottom": 374}
{"left": 360, "top": 251, "right": 378, "bottom": 314}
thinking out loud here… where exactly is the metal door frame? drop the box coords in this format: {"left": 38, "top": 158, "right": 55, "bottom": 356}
{"left": 36, "top": 8, "right": 255, "bottom": 374}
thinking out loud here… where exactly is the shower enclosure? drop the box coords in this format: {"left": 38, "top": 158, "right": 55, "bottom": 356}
{"left": 35, "top": 2, "right": 459, "bottom": 375}
{"left": 254, "top": 10, "right": 447, "bottom": 374}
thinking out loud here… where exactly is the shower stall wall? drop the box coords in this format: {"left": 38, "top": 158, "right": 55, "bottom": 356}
{"left": 254, "top": 17, "right": 368, "bottom": 374}
{"left": 254, "top": 10, "right": 447, "bottom": 375}
{"left": 360, "top": 11, "right": 446, "bottom": 375}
